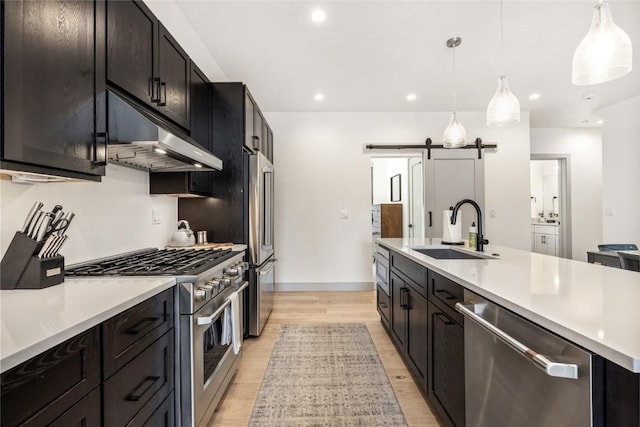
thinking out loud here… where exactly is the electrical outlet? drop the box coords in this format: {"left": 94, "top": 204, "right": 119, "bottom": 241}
{"left": 152, "top": 209, "right": 161, "bottom": 225}
{"left": 340, "top": 209, "right": 349, "bottom": 219}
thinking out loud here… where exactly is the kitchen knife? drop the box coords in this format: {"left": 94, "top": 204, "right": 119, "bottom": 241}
{"left": 51, "top": 235, "right": 68, "bottom": 258}
{"left": 50, "top": 210, "right": 65, "bottom": 230}
{"left": 37, "top": 234, "right": 57, "bottom": 259}
{"left": 36, "top": 213, "right": 54, "bottom": 242}
{"left": 27, "top": 211, "right": 44, "bottom": 239}
{"left": 21, "top": 201, "right": 43, "bottom": 234}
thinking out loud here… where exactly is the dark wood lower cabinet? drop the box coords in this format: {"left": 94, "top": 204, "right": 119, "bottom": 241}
{"left": 49, "top": 387, "right": 101, "bottom": 427}
{"left": 104, "top": 330, "right": 174, "bottom": 426}
{"left": 0, "top": 327, "right": 100, "bottom": 427}
{"left": 389, "top": 270, "right": 428, "bottom": 388}
{"left": 0, "top": 290, "right": 176, "bottom": 427}
{"left": 428, "top": 302, "right": 465, "bottom": 427}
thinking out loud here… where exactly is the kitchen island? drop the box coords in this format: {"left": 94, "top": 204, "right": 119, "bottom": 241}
{"left": 377, "top": 237, "right": 640, "bottom": 427}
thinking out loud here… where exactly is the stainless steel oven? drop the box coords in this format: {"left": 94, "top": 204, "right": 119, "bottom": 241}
{"left": 181, "top": 275, "right": 248, "bottom": 427}
{"left": 374, "top": 243, "right": 390, "bottom": 296}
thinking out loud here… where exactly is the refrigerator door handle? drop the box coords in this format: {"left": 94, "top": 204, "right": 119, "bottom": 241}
{"left": 262, "top": 166, "right": 274, "bottom": 251}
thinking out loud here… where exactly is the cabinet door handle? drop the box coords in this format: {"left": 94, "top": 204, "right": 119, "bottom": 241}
{"left": 436, "top": 289, "right": 456, "bottom": 300}
{"left": 401, "top": 288, "right": 410, "bottom": 310}
{"left": 434, "top": 312, "right": 455, "bottom": 325}
{"left": 151, "top": 77, "right": 161, "bottom": 103}
{"left": 252, "top": 135, "right": 260, "bottom": 151}
{"left": 379, "top": 302, "right": 388, "bottom": 309}
{"left": 95, "top": 132, "right": 108, "bottom": 166}
{"left": 158, "top": 81, "right": 167, "bottom": 106}
{"left": 124, "top": 316, "right": 160, "bottom": 335}
{"left": 125, "top": 376, "right": 160, "bottom": 401}
{"left": 428, "top": 211, "right": 433, "bottom": 227}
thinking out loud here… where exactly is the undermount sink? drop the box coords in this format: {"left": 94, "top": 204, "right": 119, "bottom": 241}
{"left": 410, "top": 247, "right": 496, "bottom": 260}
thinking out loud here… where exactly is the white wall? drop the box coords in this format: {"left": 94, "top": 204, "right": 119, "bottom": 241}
{"left": 0, "top": 165, "right": 178, "bottom": 265}
{"left": 597, "top": 95, "right": 640, "bottom": 247}
{"left": 266, "top": 111, "right": 531, "bottom": 286}
{"left": 530, "top": 128, "right": 602, "bottom": 261}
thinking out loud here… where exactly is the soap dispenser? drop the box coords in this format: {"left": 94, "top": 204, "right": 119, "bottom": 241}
{"left": 469, "top": 222, "right": 477, "bottom": 250}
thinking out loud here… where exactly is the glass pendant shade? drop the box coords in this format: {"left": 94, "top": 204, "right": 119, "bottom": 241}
{"left": 572, "top": 2, "right": 632, "bottom": 86}
{"left": 487, "top": 75, "right": 521, "bottom": 127}
{"left": 443, "top": 112, "right": 467, "bottom": 148}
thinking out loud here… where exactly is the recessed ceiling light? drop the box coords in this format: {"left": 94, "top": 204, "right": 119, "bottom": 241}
{"left": 406, "top": 93, "right": 417, "bottom": 101}
{"left": 597, "top": 119, "right": 604, "bottom": 125}
{"left": 315, "top": 93, "right": 324, "bottom": 101}
{"left": 311, "top": 9, "right": 326, "bottom": 23}
{"left": 194, "top": 163, "right": 203, "bottom": 168}
{"left": 528, "top": 93, "right": 541, "bottom": 100}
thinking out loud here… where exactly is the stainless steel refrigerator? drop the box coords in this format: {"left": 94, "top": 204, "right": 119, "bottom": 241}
{"left": 248, "top": 152, "right": 276, "bottom": 336}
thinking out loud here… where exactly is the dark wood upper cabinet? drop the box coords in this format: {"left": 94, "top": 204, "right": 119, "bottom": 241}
{"left": 106, "top": 0, "right": 157, "bottom": 110}
{"left": 157, "top": 24, "right": 190, "bottom": 129}
{"left": 149, "top": 63, "right": 211, "bottom": 197}
{"left": 106, "top": 0, "right": 190, "bottom": 131}
{"left": 1, "top": 0, "right": 107, "bottom": 180}
{"left": 187, "top": 64, "right": 212, "bottom": 195}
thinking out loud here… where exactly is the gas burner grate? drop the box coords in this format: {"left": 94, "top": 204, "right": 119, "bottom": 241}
{"left": 65, "top": 248, "right": 234, "bottom": 277}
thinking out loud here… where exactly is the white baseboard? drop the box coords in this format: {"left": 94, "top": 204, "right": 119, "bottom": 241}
{"left": 275, "top": 282, "right": 375, "bottom": 292}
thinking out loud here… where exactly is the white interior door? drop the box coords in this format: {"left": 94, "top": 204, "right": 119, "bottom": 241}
{"left": 424, "top": 150, "right": 485, "bottom": 239}
{"left": 408, "top": 157, "right": 424, "bottom": 238}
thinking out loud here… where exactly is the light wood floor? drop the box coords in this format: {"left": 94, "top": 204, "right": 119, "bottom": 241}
{"left": 207, "top": 291, "right": 441, "bottom": 426}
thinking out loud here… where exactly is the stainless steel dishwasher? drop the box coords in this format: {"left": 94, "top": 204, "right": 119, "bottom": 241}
{"left": 456, "top": 291, "right": 602, "bottom": 427}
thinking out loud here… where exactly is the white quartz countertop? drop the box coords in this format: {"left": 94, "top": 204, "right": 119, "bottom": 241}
{"left": 377, "top": 237, "right": 640, "bottom": 373}
{"left": 0, "top": 277, "right": 176, "bottom": 373}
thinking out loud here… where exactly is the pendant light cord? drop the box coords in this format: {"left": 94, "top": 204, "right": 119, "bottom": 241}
{"left": 500, "top": 0, "right": 504, "bottom": 75}
{"left": 452, "top": 45, "right": 457, "bottom": 111}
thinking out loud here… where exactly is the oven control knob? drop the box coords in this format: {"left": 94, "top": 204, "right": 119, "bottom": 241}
{"left": 225, "top": 264, "right": 242, "bottom": 276}
{"left": 194, "top": 288, "right": 208, "bottom": 302}
{"left": 207, "top": 279, "right": 221, "bottom": 295}
{"left": 220, "top": 277, "right": 232, "bottom": 287}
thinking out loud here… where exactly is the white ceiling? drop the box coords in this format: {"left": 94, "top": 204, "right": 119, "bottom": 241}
{"left": 176, "top": 0, "right": 640, "bottom": 128}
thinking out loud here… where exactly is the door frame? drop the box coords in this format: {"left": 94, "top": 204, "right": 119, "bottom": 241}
{"left": 408, "top": 157, "right": 424, "bottom": 238}
{"left": 530, "top": 154, "right": 572, "bottom": 259}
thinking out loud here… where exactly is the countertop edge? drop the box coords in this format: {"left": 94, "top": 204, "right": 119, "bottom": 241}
{"left": 0, "top": 279, "right": 176, "bottom": 373}
{"left": 377, "top": 239, "right": 640, "bottom": 373}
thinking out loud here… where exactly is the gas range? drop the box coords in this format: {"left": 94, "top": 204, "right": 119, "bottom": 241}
{"left": 65, "top": 247, "right": 246, "bottom": 314}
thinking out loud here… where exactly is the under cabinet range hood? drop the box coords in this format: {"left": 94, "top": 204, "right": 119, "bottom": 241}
{"left": 107, "top": 90, "right": 222, "bottom": 172}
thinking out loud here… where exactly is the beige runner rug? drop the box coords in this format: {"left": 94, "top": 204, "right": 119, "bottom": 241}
{"left": 249, "top": 323, "right": 408, "bottom": 427}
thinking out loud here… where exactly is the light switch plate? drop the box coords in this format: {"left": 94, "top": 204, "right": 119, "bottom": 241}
{"left": 152, "top": 209, "right": 161, "bottom": 225}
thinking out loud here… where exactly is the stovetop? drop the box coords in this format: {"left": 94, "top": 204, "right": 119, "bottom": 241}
{"left": 65, "top": 248, "right": 235, "bottom": 277}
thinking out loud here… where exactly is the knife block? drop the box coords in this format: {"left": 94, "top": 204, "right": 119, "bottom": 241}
{"left": 0, "top": 232, "right": 65, "bottom": 289}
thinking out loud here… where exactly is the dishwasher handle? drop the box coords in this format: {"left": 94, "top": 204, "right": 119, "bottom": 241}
{"left": 455, "top": 302, "right": 579, "bottom": 379}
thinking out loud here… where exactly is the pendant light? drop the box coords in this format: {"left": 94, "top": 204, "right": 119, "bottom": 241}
{"left": 572, "top": 0, "right": 632, "bottom": 86}
{"left": 443, "top": 37, "right": 466, "bottom": 148}
{"left": 487, "top": 0, "right": 520, "bottom": 127}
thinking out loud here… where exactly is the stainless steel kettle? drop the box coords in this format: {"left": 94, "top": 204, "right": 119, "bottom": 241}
{"left": 169, "top": 220, "right": 196, "bottom": 247}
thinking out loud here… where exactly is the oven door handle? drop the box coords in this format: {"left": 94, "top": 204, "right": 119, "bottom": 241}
{"left": 196, "top": 282, "right": 249, "bottom": 326}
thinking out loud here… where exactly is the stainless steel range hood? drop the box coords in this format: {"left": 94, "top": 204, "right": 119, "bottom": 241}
{"left": 107, "top": 90, "right": 222, "bottom": 172}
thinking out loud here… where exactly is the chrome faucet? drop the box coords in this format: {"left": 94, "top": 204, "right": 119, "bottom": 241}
{"left": 450, "top": 199, "right": 489, "bottom": 252}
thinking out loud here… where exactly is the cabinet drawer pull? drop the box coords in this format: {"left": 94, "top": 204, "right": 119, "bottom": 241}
{"left": 379, "top": 302, "right": 388, "bottom": 308}
{"left": 125, "top": 316, "right": 160, "bottom": 335}
{"left": 436, "top": 289, "right": 456, "bottom": 300}
{"left": 434, "top": 312, "right": 455, "bottom": 325}
{"left": 125, "top": 376, "right": 160, "bottom": 401}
